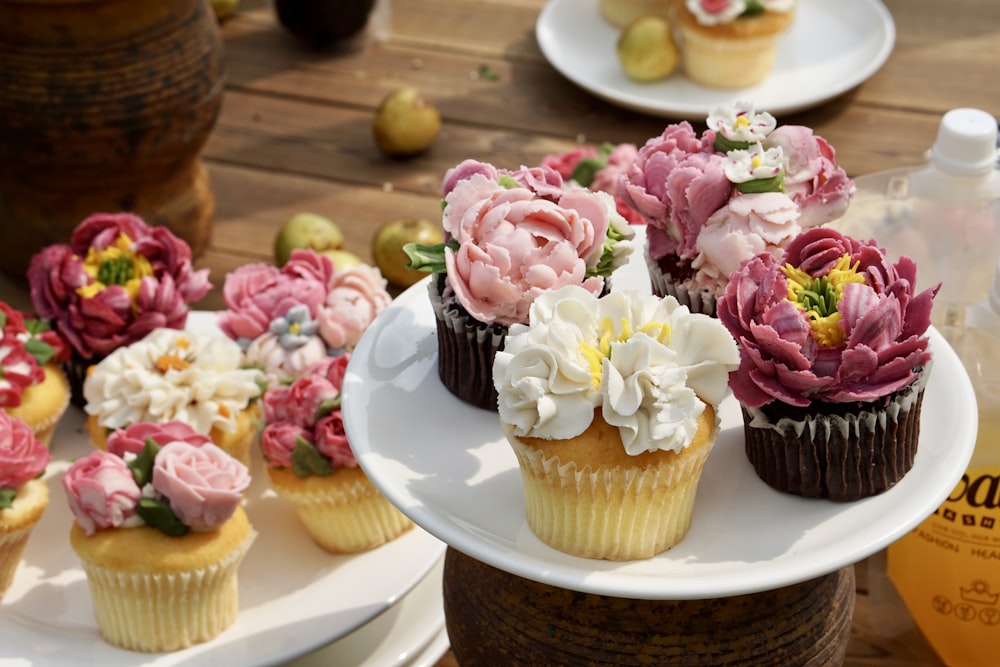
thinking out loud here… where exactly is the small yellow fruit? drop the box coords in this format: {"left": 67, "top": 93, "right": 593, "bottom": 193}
{"left": 320, "top": 248, "right": 365, "bottom": 271}
{"left": 209, "top": 0, "right": 239, "bottom": 21}
{"left": 372, "top": 87, "right": 442, "bottom": 157}
{"left": 616, "top": 16, "right": 680, "bottom": 82}
{"left": 274, "top": 212, "right": 345, "bottom": 266}
{"left": 372, "top": 219, "right": 444, "bottom": 288}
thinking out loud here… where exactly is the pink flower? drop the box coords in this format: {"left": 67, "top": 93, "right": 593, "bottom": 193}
{"left": 27, "top": 213, "right": 210, "bottom": 359}
{"left": 261, "top": 383, "right": 291, "bottom": 423}
{"left": 0, "top": 412, "right": 49, "bottom": 491}
{"left": 306, "top": 354, "right": 350, "bottom": 392}
{"left": 62, "top": 450, "right": 141, "bottom": 536}
{"left": 442, "top": 159, "right": 500, "bottom": 197}
{"left": 441, "top": 173, "right": 609, "bottom": 326}
{"left": 260, "top": 421, "right": 309, "bottom": 469}
{"left": 317, "top": 265, "right": 392, "bottom": 350}
{"left": 764, "top": 126, "right": 856, "bottom": 228}
{"left": 218, "top": 258, "right": 328, "bottom": 342}
{"left": 718, "top": 227, "right": 937, "bottom": 408}
{"left": 152, "top": 442, "right": 250, "bottom": 531}
{"left": 541, "top": 147, "right": 599, "bottom": 180}
{"left": 314, "top": 413, "right": 356, "bottom": 467}
{"left": 283, "top": 375, "right": 339, "bottom": 427}
{"left": 106, "top": 421, "right": 213, "bottom": 459}
{"left": 0, "top": 339, "right": 43, "bottom": 408}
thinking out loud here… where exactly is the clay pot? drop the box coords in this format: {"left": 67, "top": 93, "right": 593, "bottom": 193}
{"left": 444, "top": 547, "right": 855, "bottom": 666}
{"left": 0, "top": 0, "right": 224, "bottom": 279}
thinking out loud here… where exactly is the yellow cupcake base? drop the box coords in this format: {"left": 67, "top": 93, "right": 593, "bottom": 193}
{"left": 70, "top": 507, "right": 254, "bottom": 653}
{"left": 267, "top": 465, "right": 413, "bottom": 554}
{"left": 0, "top": 479, "right": 49, "bottom": 599}
{"left": 504, "top": 407, "right": 718, "bottom": 561}
{"left": 6, "top": 363, "right": 70, "bottom": 447}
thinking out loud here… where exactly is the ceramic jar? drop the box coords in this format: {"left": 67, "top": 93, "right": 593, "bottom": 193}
{"left": 0, "top": 0, "right": 224, "bottom": 278}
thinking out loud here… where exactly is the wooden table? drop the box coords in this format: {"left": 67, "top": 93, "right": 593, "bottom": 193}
{"left": 4, "top": 0, "right": 997, "bottom": 664}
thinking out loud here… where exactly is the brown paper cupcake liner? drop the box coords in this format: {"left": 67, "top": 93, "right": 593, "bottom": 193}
{"left": 741, "top": 367, "right": 930, "bottom": 502}
{"left": 504, "top": 421, "right": 717, "bottom": 561}
{"left": 645, "top": 248, "right": 717, "bottom": 317}
{"left": 428, "top": 274, "right": 506, "bottom": 411}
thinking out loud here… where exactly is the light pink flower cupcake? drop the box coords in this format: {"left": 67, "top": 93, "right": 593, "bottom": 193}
{"left": 259, "top": 354, "right": 412, "bottom": 553}
{"left": 405, "top": 158, "right": 635, "bottom": 410}
{"left": 620, "top": 101, "right": 855, "bottom": 316}
{"left": 63, "top": 431, "right": 254, "bottom": 652}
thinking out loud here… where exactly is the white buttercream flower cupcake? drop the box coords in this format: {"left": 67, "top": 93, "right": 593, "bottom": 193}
{"left": 493, "top": 285, "right": 739, "bottom": 560}
{"left": 82, "top": 328, "right": 264, "bottom": 467}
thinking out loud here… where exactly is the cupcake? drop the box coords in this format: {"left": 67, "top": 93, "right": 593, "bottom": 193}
{"left": 717, "top": 227, "right": 938, "bottom": 501}
{"left": 218, "top": 249, "right": 391, "bottom": 385}
{"left": 405, "top": 159, "right": 635, "bottom": 410}
{"left": 619, "top": 101, "right": 855, "bottom": 315}
{"left": 0, "top": 411, "right": 51, "bottom": 600}
{"left": 63, "top": 437, "right": 253, "bottom": 652}
{"left": 0, "top": 301, "right": 71, "bottom": 446}
{"left": 674, "top": 0, "right": 796, "bottom": 88}
{"left": 493, "top": 285, "right": 739, "bottom": 560}
{"left": 27, "top": 212, "right": 211, "bottom": 407}
{"left": 82, "top": 328, "right": 264, "bottom": 468}
{"left": 260, "top": 354, "right": 413, "bottom": 553}
{"left": 541, "top": 142, "right": 645, "bottom": 225}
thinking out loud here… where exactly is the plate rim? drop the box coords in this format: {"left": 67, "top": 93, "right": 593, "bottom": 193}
{"left": 535, "top": 0, "right": 897, "bottom": 119}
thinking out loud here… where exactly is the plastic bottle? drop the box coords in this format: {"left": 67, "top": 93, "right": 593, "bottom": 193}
{"left": 833, "top": 107, "right": 1000, "bottom": 347}
{"left": 886, "top": 260, "right": 1000, "bottom": 666}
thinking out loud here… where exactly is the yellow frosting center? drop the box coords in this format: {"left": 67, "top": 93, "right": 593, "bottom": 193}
{"left": 782, "top": 254, "right": 866, "bottom": 347}
{"left": 580, "top": 316, "right": 672, "bottom": 388}
{"left": 76, "top": 233, "right": 154, "bottom": 302}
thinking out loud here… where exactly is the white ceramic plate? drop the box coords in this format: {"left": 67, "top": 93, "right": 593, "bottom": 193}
{"left": 287, "top": 557, "right": 447, "bottom": 667}
{"left": 343, "top": 228, "right": 977, "bottom": 601}
{"left": 0, "top": 314, "right": 446, "bottom": 667}
{"left": 535, "top": 0, "right": 896, "bottom": 119}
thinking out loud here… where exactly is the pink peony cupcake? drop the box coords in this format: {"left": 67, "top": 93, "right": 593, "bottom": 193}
{"left": 405, "top": 158, "right": 635, "bottom": 410}
{"left": 717, "top": 227, "right": 938, "bottom": 501}
{"left": 218, "top": 249, "right": 391, "bottom": 384}
{"left": 259, "top": 354, "right": 413, "bottom": 553}
{"left": 27, "top": 212, "right": 211, "bottom": 406}
{"left": 0, "top": 411, "right": 51, "bottom": 600}
{"left": 619, "top": 101, "right": 855, "bottom": 315}
{"left": 0, "top": 301, "right": 71, "bottom": 445}
{"left": 64, "top": 434, "right": 254, "bottom": 652}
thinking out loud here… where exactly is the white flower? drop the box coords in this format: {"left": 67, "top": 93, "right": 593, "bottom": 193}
{"left": 708, "top": 101, "right": 777, "bottom": 143}
{"left": 724, "top": 143, "right": 784, "bottom": 183}
{"left": 760, "top": 0, "right": 795, "bottom": 11}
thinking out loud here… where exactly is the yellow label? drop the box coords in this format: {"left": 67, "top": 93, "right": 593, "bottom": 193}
{"left": 888, "top": 448, "right": 1000, "bottom": 665}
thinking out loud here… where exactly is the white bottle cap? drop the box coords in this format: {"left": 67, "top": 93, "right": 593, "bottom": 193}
{"left": 930, "top": 108, "right": 999, "bottom": 176}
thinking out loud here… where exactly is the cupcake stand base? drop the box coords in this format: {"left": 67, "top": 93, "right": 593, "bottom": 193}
{"left": 443, "top": 547, "right": 855, "bottom": 666}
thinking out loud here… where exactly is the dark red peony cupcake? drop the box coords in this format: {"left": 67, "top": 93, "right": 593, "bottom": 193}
{"left": 717, "top": 226, "right": 938, "bottom": 501}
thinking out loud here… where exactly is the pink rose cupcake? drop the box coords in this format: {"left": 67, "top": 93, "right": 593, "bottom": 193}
{"left": 64, "top": 432, "right": 254, "bottom": 652}
{"left": 717, "top": 227, "right": 938, "bottom": 501}
{"left": 260, "top": 355, "right": 412, "bottom": 553}
{"left": 218, "top": 249, "right": 391, "bottom": 384}
{"left": 0, "top": 301, "right": 71, "bottom": 446}
{"left": 27, "top": 212, "right": 211, "bottom": 406}
{"left": 405, "top": 158, "right": 635, "bottom": 410}
{"left": 620, "top": 101, "right": 855, "bottom": 315}
{"left": 0, "top": 411, "right": 51, "bottom": 600}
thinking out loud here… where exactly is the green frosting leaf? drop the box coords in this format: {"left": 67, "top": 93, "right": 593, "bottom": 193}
{"left": 735, "top": 172, "right": 785, "bottom": 194}
{"left": 742, "top": 0, "right": 766, "bottom": 16}
{"left": 314, "top": 394, "right": 341, "bottom": 422}
{"left": 291, "top": 437, "right": 333, "bottom": 478}
{"left": 403, "top": 241, "right": 459, "bottom": 273}
{"left": 136, "top": 498, "right": 190, "bottom": 537}
{"left": 24, "top": 338, "right": 56, "bottom": 366}
{"left": 0, "top": 487, "right": 16, "bottom": 510}
{"left": 0, "top": 311, "right": 6, "bottom": 329}
{"left": 713, "top": 135, "right": 752, "bottom": 153}
{"left": 128, "top": 438, "right": 161, "bottom": 487}
{"left": 587, "top": 220, "right": 630, "bottom": 279}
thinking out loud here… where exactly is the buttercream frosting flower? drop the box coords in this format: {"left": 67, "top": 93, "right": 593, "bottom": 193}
{"left": 708, "top": 101, "right": 777, "bottom": 147}
{"left": 105, "top": 421, "right": 213, "bottom": 459}
{"left": 0, "top": 411, "right": 50, "bottom": 501}
{"left": 62, "top": 450, "right": 141, "bottom": 536}
{"left": 407, "top": 161, "right": 635, "bottom": 327}
{"left": 27, "top": 212, "right": 211, "bottom": 360}
{"left": 82, "top": 328, "right": 263, "bottom": 435}
{"left": 724, "top": 143, "right": 785, "bottom": 189}
{"left": 259, "top": 354, "right": 356, "bottom": 477}
{"left": 718, "top": 227, "right": 937, "bottom": 408}
{"left": 541, "top": 143, "right": 645, "bottom": 225}
{"left": 493, "top": 285, "right": 739, "bottom": 454}
{"left": 152, "top": 441, "right": 250, "bottom": 531}
{"left": 686, "top": 0, "right": 794, "bottom": 25}
{"left": 219, "top": 251, "right": 391, "bottom": 382}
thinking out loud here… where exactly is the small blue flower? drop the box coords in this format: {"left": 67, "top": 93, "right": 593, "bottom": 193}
{"left": 269, "top": 305, "right": 319, "bottom": 350}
